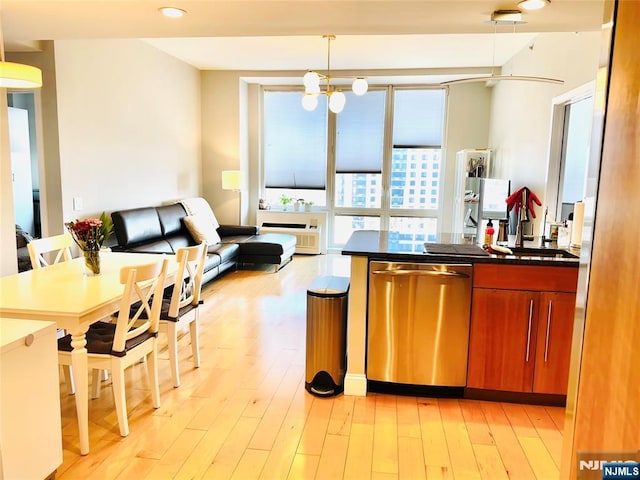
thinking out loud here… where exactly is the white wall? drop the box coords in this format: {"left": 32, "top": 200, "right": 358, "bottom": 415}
{"left": 489, "top": 31, "right": 601, "bottom": 233}
{"left": 441, "top": 82, "right": 492, "bottom": 233}
{"left": 53, "top": 39, "right": 201, "bottom": 223}
{"left": 1, "top": 39, "right": 200, "bottom": 274}
{"left": 201, "top": 71, "right": 245, "bottom": 225}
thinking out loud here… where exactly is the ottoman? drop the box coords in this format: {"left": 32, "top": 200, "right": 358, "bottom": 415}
{"left": 237, "top": 233, "right": 297, "bottom": 271}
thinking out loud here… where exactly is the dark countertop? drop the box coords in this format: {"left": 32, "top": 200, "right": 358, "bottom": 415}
{"left": 341, "top": 230, "right": 580, "bottom": 268}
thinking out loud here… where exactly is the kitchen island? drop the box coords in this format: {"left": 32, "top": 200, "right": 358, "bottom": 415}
{"left": 340, "top": 230, "right": 579, "bottom": 402}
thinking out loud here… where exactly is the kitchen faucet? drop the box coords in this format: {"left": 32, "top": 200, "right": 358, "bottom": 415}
{"left": 514, "top": 189, "right": 529, "bottom": 248}
{"left": 507, "top": 186, "right": 542, "bottom": 248}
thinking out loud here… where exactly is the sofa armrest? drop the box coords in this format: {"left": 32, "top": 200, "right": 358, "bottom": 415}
{"left": 217, "top": 225, "right": 259, "bottom": 237}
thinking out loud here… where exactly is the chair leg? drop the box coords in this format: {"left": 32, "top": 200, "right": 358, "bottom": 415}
{"left": 91, "top": 369, "right": 102, "bottom": 399}
{"left": 111, "top": 364, "right": 129, "bottom": 437}
{"left": 148, "top": 344, "right": 161, "bottom": 409}
{"left": 167, "top": 322, "right": 180, "bottom": 388}
{"left": 190, "top": 313, "right": 201, "bottom": 369}
{"left": 62, "top": 365, "right": 75, "bottom": 395}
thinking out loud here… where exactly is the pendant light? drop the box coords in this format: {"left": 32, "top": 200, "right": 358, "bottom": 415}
{"left": 0, "top": 12, "right": 42, "bottom": 89}
{"left": 441, "top": 10, "right": 563, "bottom": 87}
{"left": 302, "top": 35, "right": 368, "bottom": 114}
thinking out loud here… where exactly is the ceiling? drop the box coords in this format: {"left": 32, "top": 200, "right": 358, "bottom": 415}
{"left": 1, "top": 0, "right": 605, "bottom": 75}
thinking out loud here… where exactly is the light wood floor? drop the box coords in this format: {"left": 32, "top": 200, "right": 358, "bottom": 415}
{"left": 56, "top": 254, "right": 565, "bottom": 480}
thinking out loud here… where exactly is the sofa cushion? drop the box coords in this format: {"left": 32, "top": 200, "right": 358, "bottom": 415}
{"left": 124, "top": 239, "right": 174, "bottom": 254}
{"left": 238, "top": 233, "right": 296, "bottom": 255}
{"left": 208, "top": 242, "right": 240, "bottom": 264}
{"left": 157, "top": 203, "right": 188, "bottom": 236}
{"left": 112, "top": 207, "right": 162, "bottom": 247}
{"left": 165, "top": 234, "right": 194, "bottom": 252}
{"left": 183, "top": 215, "right": 221, "bottom": 245}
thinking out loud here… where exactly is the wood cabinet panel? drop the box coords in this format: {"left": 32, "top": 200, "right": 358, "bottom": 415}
{"left": 467, "top": 289, "right": 538, "bottom": 392}
{"left": 473, "top": 264, "right": 578, "bottom": 292}
{"left": 533, "top": 292, "right": 576, "bottom": 395}
{"left": 468, "top": 263, "right": 578, "bottom": 396}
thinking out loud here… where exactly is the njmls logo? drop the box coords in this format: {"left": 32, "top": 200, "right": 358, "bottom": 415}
{"left": 580, "top": 460, "right": 638, "bottom": 470}
{"left": 577, "top": 451, "right": 640, "bottom": 480}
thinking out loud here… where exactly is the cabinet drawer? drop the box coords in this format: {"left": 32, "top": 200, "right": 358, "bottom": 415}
{"left": 474, "top": 264, "right": 578, "bottom": 292}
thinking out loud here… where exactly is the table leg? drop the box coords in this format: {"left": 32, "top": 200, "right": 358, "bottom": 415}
{"left": 69, "top": 329, "right": 89, "bottom": 455}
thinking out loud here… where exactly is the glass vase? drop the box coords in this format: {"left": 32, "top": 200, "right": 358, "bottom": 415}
{"left": 82, "top": 249, "right": 101, "bottom": 276}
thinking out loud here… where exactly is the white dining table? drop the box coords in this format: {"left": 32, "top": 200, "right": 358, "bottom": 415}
{"left": 0, "top": 251, "right": 176, "bottom": 455}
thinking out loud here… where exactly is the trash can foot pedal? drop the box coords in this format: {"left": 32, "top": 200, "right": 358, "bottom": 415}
{"left": 305, "top": 371, "right": 343, "bottom": 397}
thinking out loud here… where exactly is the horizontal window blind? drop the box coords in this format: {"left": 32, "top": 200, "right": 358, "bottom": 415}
{"left": 336, "top": 90, "right": 386, "bottom": 174}
{"left": 264, "top": 91, "right": 328, "bottom": 189}
{"left": 392, "top": 89, "right": 445, "bottom": 147}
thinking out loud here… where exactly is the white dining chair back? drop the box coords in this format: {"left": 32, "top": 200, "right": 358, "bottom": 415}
{"left": 27, "top": 233, "right": 73, "bottom": 269}
{"left": 58, "top": 257, "right": 169, "bottom": 437}
{"left": 161, "top": 242, "right": 207, "bottom": 387}
{"left": 28, "top": 232, "right": 76, "bottom": 392}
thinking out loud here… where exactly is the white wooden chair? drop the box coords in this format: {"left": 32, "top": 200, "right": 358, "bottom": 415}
{"left": 27, "top": 233, "right": 73, "bottom": 268}
{"left": 27, "top": 233, "right": 76, "bottom": 391}
{"left": 160, "top": 242, "right": 207, "bottom": 387}
{"left": 58, "top": 257, "right": 169, "bottom": 437}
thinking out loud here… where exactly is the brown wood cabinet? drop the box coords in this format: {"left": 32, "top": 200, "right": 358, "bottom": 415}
{"left": 467, "top": 264, "right": 578, "bottom": 395}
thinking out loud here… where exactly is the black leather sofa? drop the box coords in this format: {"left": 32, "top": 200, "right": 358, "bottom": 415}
{"left": 110, "top": 203, "right": 296, "bottom": 284}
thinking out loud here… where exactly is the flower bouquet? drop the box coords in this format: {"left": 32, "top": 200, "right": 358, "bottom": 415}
{"left": 65, "top": 212, "right": 113, "bottom": 276}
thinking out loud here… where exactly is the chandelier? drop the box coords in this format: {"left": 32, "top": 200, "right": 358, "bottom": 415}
{"left": 302, "top": 35, "right": 368, "bottom": 114}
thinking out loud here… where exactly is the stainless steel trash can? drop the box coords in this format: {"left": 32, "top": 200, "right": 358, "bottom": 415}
{"left": 305, "top": 275, "right": 349, "bottom": 396}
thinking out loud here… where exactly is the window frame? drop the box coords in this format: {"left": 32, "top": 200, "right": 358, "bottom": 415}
{"left": 259, "top": 85, "right": 449, "bottom": 250}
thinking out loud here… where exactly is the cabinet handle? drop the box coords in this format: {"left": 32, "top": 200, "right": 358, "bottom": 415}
{"left": 544, "top": 301, "right": 552, "bottom": 362}
{"left": 525, "top": 299, "right": 533, "bottom": 362}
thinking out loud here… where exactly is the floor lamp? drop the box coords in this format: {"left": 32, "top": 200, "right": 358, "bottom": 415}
{"left": 221, "top": 170, "right": 242, "bottom": 225}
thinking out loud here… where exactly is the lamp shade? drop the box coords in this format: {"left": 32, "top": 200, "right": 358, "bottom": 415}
{"left": 0, "top": 61, "right": 43, "bottom": 89}
{"left": 221, "top": 170, "right": 242, "bottom": 191}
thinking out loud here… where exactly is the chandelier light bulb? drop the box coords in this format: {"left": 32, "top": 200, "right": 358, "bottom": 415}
{"left": 329, "top": 91, "right": 346, "bottom": 113}
{"left": 352, "top": 78, "right": 368, "bottom": 96}
{"left": 303, "top": 71, "right": 321, "bottom": 89}
{"left": 305, "top": 83, "right": 321, "bottom": 94}
{"left": 301, "top": 94, "right": 319, "bottom": 111}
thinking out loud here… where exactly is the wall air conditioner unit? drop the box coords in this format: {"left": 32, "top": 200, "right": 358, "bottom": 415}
{"left": 256, "top": 210, "right": 327, "bottom": 255}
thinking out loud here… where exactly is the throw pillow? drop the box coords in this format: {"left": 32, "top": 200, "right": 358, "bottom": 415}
{"left": 183, "top": 215, "right": 221, "bottom": 245}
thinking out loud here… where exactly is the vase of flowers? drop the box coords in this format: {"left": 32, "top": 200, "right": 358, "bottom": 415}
{"left": 65, "top": 212, "right": 113, "bottom": 276}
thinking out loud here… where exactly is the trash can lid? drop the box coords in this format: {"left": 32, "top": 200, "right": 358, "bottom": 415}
{"left": 307, "top": 275, "right": 350, "bottom": 297}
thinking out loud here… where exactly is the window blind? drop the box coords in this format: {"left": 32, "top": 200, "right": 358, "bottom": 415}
{"left": 335, "top": 90, "right": 386, "bottom": 174}
{"left": 264, "top": 91, "right": 328, "bottom": 189}
{"left": 392, "top": 89, "right": 445, "bottom": 147}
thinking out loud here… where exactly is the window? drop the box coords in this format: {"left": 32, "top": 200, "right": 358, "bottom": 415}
{"left": 391, "top": 89, "right": 445, "bottom": 212}
{"left": 263, "top": 91, "right": 328, "bottom": 206}
{"left": 334, "top": 91, "right": 386, "bottom": 208}
{"left": 261, "top": 87, "right": 446, "bottom": 248}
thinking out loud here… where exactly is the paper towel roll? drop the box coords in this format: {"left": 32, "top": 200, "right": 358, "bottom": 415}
{"left": 571, "top": 201, "right": 585, "bottom": 247}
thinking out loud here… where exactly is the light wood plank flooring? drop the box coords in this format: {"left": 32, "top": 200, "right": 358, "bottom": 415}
{"left": 55, "top": 254, "right": 564, "bottom": 480}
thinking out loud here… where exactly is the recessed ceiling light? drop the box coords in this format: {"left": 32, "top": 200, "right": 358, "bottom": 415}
{"left": 518, "top": 0, "right": 550, "bottom": 11}
{"left": 159, "top": 7, "right": 186, "bottom": 18}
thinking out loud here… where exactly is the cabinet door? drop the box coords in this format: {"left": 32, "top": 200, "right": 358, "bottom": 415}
{"left": 468, "top": 289, "right": 538, "bottom": 392}
{"left": 533, "top": 291, "right": 576, "bottom": 394}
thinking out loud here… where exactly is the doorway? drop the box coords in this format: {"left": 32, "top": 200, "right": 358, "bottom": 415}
{"left": 545, "top": 82, "right": 595, "bottom": 225}
{"left": 8, "top": 92, "right": 41, "bottom": 238}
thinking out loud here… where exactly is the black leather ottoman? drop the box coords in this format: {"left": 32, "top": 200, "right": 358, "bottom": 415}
{"left": 237, "top": 233, "right": 297, "bottom": 271}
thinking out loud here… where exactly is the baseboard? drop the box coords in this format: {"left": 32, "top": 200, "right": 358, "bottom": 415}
{"left": 344, "top": 373, "right": 367, "bottom": 396}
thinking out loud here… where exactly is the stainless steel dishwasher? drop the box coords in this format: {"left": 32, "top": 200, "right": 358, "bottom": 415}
{"left": 367, "top": 261, "right": 472, "bottom": 387}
